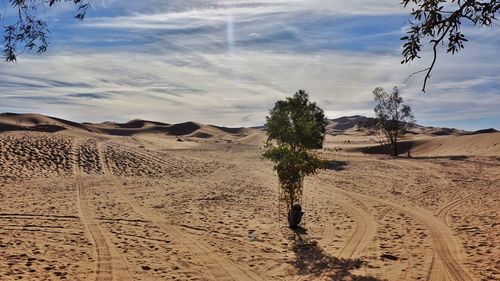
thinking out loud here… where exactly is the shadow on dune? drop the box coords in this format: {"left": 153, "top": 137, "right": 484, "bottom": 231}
{"left": 361, "top": 141, "right": 413, "bottom": 155}
{"left": 325, "top": 160, "right": 348, "bottom": 171}
{"left": 0, "top": 124, "right": 67, "bottom": 133}
{"left": 116, "top": 119, "right": 169, "bottom": 129}
{"left": 166, "top": 122, "right": 201, "bottom": 135}
{"left": 289, "top": 227, "right": 381, "bottom": 281}
{"left": 210, "top": 125, "right": 246, "bottom": 134}
{"left": 359, "top": 143, "right": 474, "bottom": 161}
{"left": 50, "top": 116, "right": 92, "bottom": 131}
{"left": 410, "top": 155, "right": 469, "bottom": 161}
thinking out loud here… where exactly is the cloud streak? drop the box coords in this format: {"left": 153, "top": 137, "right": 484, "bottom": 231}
{"left": 0, "top": 0, "right": 498, "bottom": 129}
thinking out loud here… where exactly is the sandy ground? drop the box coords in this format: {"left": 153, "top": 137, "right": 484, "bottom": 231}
{"left": 0, "top": 130, "right": 498, "bottom": 281}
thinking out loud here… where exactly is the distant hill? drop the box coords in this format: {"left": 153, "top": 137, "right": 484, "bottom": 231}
{"left": 326, "top": 115, "right": 468, "bottom": 136}
{"left": 0, "top": 112, "right": 495, "bottom": 139}
{"left": 327, "top": 115, "right": 371, "bottom": 133}
{"left": 469, "top": 128, "right": 498, "bottom": 135}
{"left": 0, "top": 112, "right": 93, "bottom": 133}
{"left": 0, "top": 113, "right": 248, "bottom": 139}
{"left": 412, "top": 125, "right": 466, "bottom": 136}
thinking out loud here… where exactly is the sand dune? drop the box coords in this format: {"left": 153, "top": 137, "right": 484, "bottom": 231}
{"left": 326, "top": 115, "right": 467, "bottom": 137}
{"left": 359, "top": 133, "right": 500, "bottom": 156}
{"left": 327, "top": 115, "right": 370, "bottom": 133}
{"left": 116, "top": 119, "right": 170, "bottom": 128}
{"left": 236, "top": 131, "right": 268, "bottom": 145}
{"left": 0, "top": 113, "right": 498, "bottom": 280}
{"left": 0, "top": 114, "right": 255, "bottom": 141}
{"left": 409, "top": 133, "right": 500, "bottom": 156}
{"left": 0, "top": 113, "right": 92, "bottom": 133}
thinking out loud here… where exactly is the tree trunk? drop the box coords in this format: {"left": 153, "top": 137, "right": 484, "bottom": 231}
{"left": 393, "top": 141, "right": 398, "bottom": 156}
{"left": 288, "top": 204, "right": 303, "bottom": 228}
{"left": 287, "top": 190, "right": 294, "bottom": 227}
{"left": 287, "top": 185, "right": 304, "bottom": 228}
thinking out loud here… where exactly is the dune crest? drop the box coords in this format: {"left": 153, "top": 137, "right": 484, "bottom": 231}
{"left": 0, "top": 112, "right": 498, "bottom": 280}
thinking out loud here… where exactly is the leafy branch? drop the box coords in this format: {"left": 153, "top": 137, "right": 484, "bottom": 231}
{"left": 401, "top": 0, "right": 499, "bottom": 92}
{"left": 2, "top": 0, "right": 91, "bottom": 62}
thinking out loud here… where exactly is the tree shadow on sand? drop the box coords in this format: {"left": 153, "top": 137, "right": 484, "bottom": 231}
{"left": 325, "top": 160, "right": 348, "bottom": 171}
{"left": 287, "top": 227, "right": 382, "bottom": 281}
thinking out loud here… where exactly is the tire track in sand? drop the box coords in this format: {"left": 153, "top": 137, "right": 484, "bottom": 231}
{"left": 73, "top": 140, "right": 132, "bottom": 281}
{"left": 335, "top": 188, "right": 473, "bottom": 281}
{"left": 98, "top": 142, "right": 263, "bottom": 281}
{"left": 434, "top": 191, "right": 482, "bottom": 226}
{"left": 375, "top": 185, "right": 463, "bottom": 280}
{"left": 317, "top": 186, "right": 377, "bottom": 259}
{"left": 334, "top": 194, "right": 377, "bottom": 259}
{"left": 376, "top": 206, "right": 393, "bottom": 222}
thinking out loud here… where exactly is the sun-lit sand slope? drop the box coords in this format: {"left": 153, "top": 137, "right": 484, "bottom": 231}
{"left": 0, "top": 113, "right": 498, "bottom": 281}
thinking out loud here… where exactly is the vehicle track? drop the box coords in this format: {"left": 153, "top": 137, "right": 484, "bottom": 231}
{"left": 322, "top": 219, "right": 336, "bottom": 252}
{"left": 0, "top": 213, "right": 79, "bottom": 221}
{"left": 73, "top": 139, "right": 132, "bottom": 281}
{"left": 375, "top": 158, "right": 483, "bottom": 281}
{"left": 335, "top": 188, "right": 473, "bottom": 281}
{"left": 98, "top": 141, "right": 264, "bottom": 281}
{"left": 0, "top": 227, "right": 78, "bottom": 235}
{"left": 376, "top": 182, "right": 468, "bottom": 279}
{"left": 376, "top": 206, "right": 393, "bottom": 222}
{"left": 334, "top": 195, "right": 377, "bottom": 259}
{"left": 315, "top": 185, "right": 377, "bottom": 260}
{"left": 107, "top": 142, "right": 180, "bottom": 171}
{"left": 425, "top": 252, "right": 447, "bottom": 281}
{"left": 434, "top": 191, "right": 482, "bottom": 226}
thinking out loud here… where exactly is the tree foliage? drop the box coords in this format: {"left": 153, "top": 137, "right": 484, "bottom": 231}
{"left": 401, "top": 0, "right": 499, "bottom": 92}
{"left": 372, "top": 87, "right": 415, "bottom": 156}
{"left": 1, "top": 0, "right": 91, "bottom": 62}
{"left": 263, "top": 90, "right": 327, "bottom": 227}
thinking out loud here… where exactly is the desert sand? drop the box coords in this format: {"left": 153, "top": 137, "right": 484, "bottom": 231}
{"left": 0, "top": 113, "right": 498, "bottom": 280}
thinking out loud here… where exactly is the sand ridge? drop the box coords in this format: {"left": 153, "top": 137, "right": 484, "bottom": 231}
{"left": 0, "top": 116, "right": 498, "bottom": 280}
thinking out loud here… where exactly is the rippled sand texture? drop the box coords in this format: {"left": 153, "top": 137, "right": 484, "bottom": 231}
{"left": 0, "top": 129, "right": 498, "bottom": 281}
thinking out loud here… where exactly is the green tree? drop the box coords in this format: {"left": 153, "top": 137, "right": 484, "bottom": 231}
{"left": 401, "top": 0, "right": 499, "bottom": 92}
{"left": 263, "top": 89, "right": 327, "bottom": 228}
{"left": 372, "top": 87, "right": 415, "bottom": 156}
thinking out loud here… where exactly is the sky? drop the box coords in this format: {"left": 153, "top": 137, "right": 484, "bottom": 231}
{"left": 0, "top": 0, "right": 499, "bottom": 130}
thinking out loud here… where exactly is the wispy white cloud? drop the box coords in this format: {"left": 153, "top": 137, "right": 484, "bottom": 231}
{"left": 0, "top": 0, "right": 498, "bottom": 129}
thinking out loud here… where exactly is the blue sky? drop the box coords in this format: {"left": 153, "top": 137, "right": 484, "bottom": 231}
{"left": 0, "top": 0, "right": 498, "bottom": 130}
